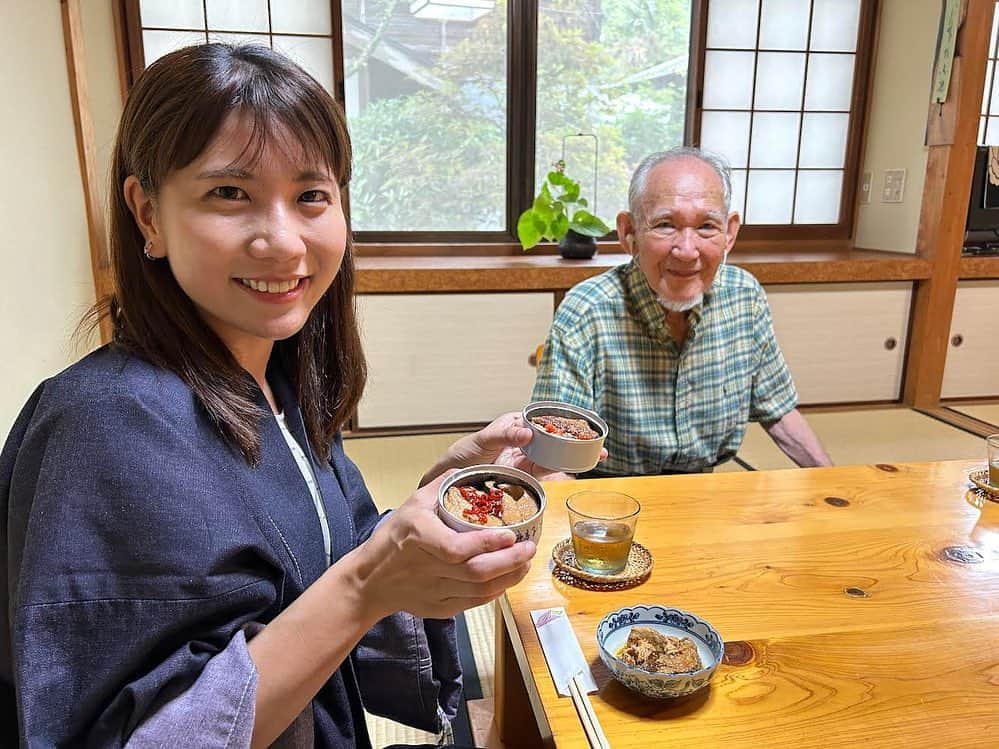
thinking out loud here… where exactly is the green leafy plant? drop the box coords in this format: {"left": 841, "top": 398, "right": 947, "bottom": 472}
{"left": 517, "top": 160, "right": 612, "bottom": 249}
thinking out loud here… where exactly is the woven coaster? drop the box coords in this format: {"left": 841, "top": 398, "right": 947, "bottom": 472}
{"left": 551, "top": 538, "right": 653, "bottom": 590}
{"left": 969, "top": 468, "right": 999, "bottom": 502}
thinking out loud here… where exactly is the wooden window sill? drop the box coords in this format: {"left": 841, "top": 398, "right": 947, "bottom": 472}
{"left": 959, "top": 255, "right": 999, "bottom": 279}
{"left": 355, "top": 247, "right": 931, "bottom": 293}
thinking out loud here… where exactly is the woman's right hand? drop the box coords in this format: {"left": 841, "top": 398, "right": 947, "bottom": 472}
{"left": 349, "top": 472, "right": 537, "bottom": 621}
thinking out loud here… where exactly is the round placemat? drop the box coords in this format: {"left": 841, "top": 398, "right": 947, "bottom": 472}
{"left": 969, "top": 468, "right": 999, "bottom": 500}
{"left": 551, "top": 537, "right": 653, "bottom": 587}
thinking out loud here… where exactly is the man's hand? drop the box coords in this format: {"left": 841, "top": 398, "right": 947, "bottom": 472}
{"left": 419, "top": 412, "right": 607, "bottom": 487}
{"left": 761, "top": 408, "right": 833, "bottom": 467}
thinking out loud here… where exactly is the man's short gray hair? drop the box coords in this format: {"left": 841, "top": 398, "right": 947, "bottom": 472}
{"left": 627, "top": 147, "right": 733, "bottom": 223}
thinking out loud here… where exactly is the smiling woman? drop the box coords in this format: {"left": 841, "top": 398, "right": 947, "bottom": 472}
{"left": 123, "top": 112, "right": 349, "bottom": 416}
{"left": 105, "top": 44, "right": 360, "bottom": 460}
{"left": 1, "top": 43, "right": 543, "bottom": 749}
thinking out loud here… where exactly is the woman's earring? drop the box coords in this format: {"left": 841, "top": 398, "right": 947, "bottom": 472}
{"left": 143, "top": 240, "right": 156, "bottom": 261}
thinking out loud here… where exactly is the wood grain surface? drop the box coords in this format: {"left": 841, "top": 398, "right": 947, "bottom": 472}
{"left": 496, "top": 460, "right": 999, "bottom": 748}
{"left": 353, "top": 249, "right": 931, "bottom": 294}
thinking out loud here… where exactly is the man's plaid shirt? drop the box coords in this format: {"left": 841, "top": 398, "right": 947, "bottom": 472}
{"left": 531, "top": 260, "right": 798, "bottom": 476}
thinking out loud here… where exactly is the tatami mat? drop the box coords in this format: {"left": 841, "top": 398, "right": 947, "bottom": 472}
{"left": 948, "top": 403, "right": 999, "bottom": 429}
{"left": 735, "top": 408, "right": 985, "bottom": 470}
{"left": 363, "top": 712, "right": 437, "bottom": 748}
{"left": 361, "top": 602, "right": 495, "bottom": 749}
{"left": 715, "top": 459, "right": 747, "bottom": 472}
{"left": 464, "top": 602, "right": 496, "bottom": 700}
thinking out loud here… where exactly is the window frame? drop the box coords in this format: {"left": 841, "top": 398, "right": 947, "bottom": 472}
{"left": 119, "top": 0, "right": 877, "bottom": 249}
{"left": 691, "top": 0, "right": 878, "bottom": 241}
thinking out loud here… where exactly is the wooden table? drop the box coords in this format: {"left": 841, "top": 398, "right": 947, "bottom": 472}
{"left": 494, "top": 460, "right": 999, "bottom": 748}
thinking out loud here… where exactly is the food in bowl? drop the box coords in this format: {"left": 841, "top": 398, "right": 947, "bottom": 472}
{"left": 442, "top": 480, "right": 540, "bottom": 527}
{"left": 521, "top": 401, "right": 608, "bottom": 473}
{"left": 597, "top": 605, "right": 723, "bottom": 699}
{"left": 437, "top": 465, "right": 547, "bottom": 543}
{"left": 616, "top": 626, "right": 702, "bottom": 674}
{"left": 529, "top": 415, "right": 599, "bottom": 440}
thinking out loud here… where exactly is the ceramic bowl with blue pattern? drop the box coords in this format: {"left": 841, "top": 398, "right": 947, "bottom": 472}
{"left": 596, "top": 605, "right": 724, "bottom": 699}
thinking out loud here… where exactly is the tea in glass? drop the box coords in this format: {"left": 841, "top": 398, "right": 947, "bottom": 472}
{"left": 566, "top": 490, "right": 640, "bottom": 575}
{"left": 988, "top": 434, "right": 999, "bottom": 487}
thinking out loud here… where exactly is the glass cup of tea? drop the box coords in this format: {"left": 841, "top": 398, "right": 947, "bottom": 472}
{"left": 988, "top": 434, "right": 999, "bottom": 487}
{"left": 566, "top": 490, "right": 641, "bottom": 575}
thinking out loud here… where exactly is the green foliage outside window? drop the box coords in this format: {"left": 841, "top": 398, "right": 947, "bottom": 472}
{"left": 347, "top": 0, "right": 690, "bottom": 232}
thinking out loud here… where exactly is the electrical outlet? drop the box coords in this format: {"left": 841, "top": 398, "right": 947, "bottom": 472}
{"left": 860, "top": 171, "right": 872, "bottom": 204}
{"left": 882, "top": 168, "right": 906, "bottom": 203}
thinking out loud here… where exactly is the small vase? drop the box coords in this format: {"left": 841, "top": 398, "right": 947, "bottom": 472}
{"left": 558, "top": 229, "right": 599, "bottom": 260}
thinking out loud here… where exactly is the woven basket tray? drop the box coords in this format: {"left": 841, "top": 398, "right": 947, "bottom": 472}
{"left": 969, "top": 467, "right": 999, "bottom": 500}
{"left": 551, "top": 537, "right": 653, "bottom": 588}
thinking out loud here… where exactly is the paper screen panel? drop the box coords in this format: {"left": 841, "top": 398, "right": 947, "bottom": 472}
{"left": 272, "top": 35, "right": 335, "bottom": 92}
{"left": 793, "top": 170, "right": 843, "bottom": 224}
{"left": 142, "top": 30, "right": 206, "bottom": 65}
{"left": 809, "top": 0, "right": 861, "bottom": 52}
{"left": 746, "top": 170, "right": 794, "bottom": 223}
{"left": 205, "top": 0, "right": 269, "bottom": 32}
{"left": 275, "top": 0, "right": 333, "bottom": 35}
{"left": 703, "top": 51, "right": 755, "bottom": 109}
{"left": 700, "top": 111, "right": 751, "bottom": 168}
{"left": 754, "top": 52, "right": 805, "bottom": 110}
{"left": 799, "top": 112, "right": 849, "bottom": 168}
{"left": 706, "top": 0, "right": 760, "bottom": 49}
{"left": 804, "top": 53, "right": 855, "bottom": 111}
{"left": 750, "top": 112, "right": 800, "bottom": 168}
{"left": 758, "top": 0, "right": 809, "bottom": 50}
{"left": 730, "top": 169, "right": 748, "bottom": 217}
{"left": 139, "top": 0, "right": 205, "bottom": 29}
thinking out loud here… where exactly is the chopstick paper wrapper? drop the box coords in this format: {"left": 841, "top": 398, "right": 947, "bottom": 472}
{"left": 530, "top": 607, "right": 598, "bottom": 696}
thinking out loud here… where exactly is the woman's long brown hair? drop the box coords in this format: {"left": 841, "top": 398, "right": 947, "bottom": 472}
{"left": 88, "top": 44, "right": 365, "bottom": 465}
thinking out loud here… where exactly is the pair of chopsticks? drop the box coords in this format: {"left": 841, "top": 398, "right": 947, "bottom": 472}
{"left": 569, "top": 671, "right": 610, "bottom": 749}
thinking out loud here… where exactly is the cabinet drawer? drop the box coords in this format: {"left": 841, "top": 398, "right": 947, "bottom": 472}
{"left": 942, "top": 281, "right": 999, "bottom": 399}
{"left": 356, "top": 293, "right": 554, "bottom": 428}
{"left": 765, "top": 283, "right": 912, "bottom": 403}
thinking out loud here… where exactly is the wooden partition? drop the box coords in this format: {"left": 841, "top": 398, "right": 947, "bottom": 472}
{"left": 941, "top": 280, "right": 999, "bottom": 398}
{"left": 356, "top": 293, "right": 554, "bottom": 430}
{"left": 767, "top": 282, "right": 912, "bottom": 403}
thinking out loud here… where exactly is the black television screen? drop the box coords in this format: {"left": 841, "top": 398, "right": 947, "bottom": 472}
{"left": 966, "top": 146, "right": 999, "bottom": 232}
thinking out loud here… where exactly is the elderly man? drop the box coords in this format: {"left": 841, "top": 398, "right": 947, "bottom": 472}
{"left": 531, "top": 147, "right": 831, "bottom": 476}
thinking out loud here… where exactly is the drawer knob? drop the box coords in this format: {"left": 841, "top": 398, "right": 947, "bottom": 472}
{"left": 883, "top": 337, "right": 897, "bottom": 350}
{"left": 951, "top": 334, "right": 964, "bottom": 347}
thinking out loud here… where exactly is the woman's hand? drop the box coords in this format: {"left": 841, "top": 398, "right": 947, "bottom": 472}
{"left": 418, "top": 412, "right": 607, "bottom": 487}
{"left": 349, "top": 472, "right": 537, "bottom": 621}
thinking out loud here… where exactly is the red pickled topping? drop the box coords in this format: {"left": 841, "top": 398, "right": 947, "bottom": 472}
{"left": 458, "top": 484, "right": 505, "bottom": 523}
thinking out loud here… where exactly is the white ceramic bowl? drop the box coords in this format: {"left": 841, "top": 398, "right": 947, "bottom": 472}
{"left": 437, "top": 464, "right": 546, "bottom": 544}
{"left": 596, "top": 605, "right": 724, "bottom": 699}
{"left": 520, "top": 401, "right": 607, "bottom": 473}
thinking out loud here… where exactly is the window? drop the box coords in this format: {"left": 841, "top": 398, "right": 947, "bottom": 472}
{"left": 980, "top": 1, "right": 999, "bottom": 144}
{"left": 121, "top": 0, "right": 874, "bottom": 245}
{"left": 534, "top": 0, "right": 693, "bottom": 227}
{"left": 341, "top": 0, "right": 508, "bottom": 232}
{"left": 130, "top": 0, "right": 337, "bottom": 91}
{"left": 695, "top": 0, "right": 874, "bottom": 235}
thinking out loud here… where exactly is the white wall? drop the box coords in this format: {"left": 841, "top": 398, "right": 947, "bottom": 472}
{"left": 0, "top": 2, "right": 121, "bottom": 441}
{"left": 83, "top": 0, "right": 126, "bottom": 220}
{"left": 854, "top": 0, "right": 940, "bottom": 252}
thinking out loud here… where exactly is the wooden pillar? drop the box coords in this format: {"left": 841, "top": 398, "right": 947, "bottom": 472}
{"left": 61, "top": 0, "right": 113, "bottom": 343}
{"left": 904, "top": 0, "right": 995, "bottom": 407}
